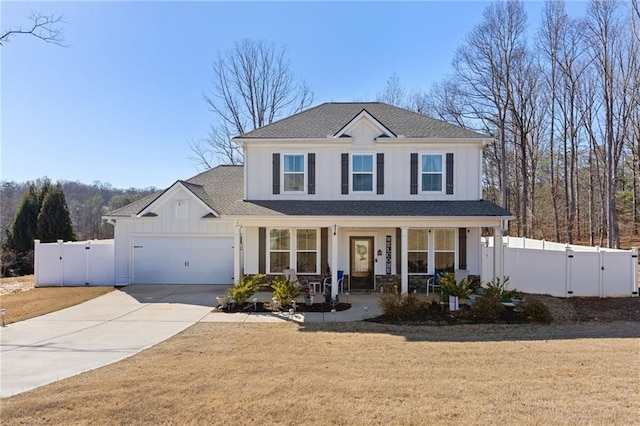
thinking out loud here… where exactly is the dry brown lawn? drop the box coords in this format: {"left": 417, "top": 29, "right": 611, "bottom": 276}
{"left": 2, "top": 321, "right": 639, "bottom": 425}
{"left": 0, "top": 276, "right": 113, "bottom": 324}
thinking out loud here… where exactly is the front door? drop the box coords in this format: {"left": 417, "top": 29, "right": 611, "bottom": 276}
{"left": 349, "top": 237, "right": 375, "bottom": 290}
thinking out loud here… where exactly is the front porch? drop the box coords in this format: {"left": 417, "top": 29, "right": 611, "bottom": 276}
{"left": 233, "top": 217, "right": 507, "bottom": 299}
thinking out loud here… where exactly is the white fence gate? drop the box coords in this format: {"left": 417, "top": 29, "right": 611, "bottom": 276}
{"left": 34, "top": 239, "right": 115, "bottom": 286}
{"left": 482, "top": 237, "right": 638, "bottom": 298}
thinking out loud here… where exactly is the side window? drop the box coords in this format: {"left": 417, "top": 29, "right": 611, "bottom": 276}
{"left": 352, "top": 154, "right": 373, "bottom": 192}
{"left": 283, "top": 154, "right": 305, "bottom": 192}
{"left": 421, "top": 154, "right": 443, "bottom": 192}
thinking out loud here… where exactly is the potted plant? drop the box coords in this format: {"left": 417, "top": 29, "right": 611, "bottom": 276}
{"left": 438, "top": 272, "right": 472, "bottom": 310}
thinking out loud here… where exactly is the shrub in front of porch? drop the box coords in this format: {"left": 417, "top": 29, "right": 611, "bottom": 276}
{"left": 379, "top": 284, "right": 429, "bottom": 322}
{"left": 228, "top": 274, "right": 265, "bottom": 305}
{"left": 270, "top": 276, "right": 301, "bottom": 307}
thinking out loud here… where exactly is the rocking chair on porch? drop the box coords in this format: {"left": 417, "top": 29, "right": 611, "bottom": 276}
{"left": 283, "top": 269, "right": 310, "bottom": 293}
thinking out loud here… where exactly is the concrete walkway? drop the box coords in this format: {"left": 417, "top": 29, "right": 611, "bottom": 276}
{"left": 0, "top": 286, "right": 381, "bottom": 398}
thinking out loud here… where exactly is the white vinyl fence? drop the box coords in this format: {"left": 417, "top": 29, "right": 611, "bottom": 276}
{"left": 482, "top": 237, "right": 639, "bottom": 297}
{"left": 34, "top": 239, "right": 115, "bottom": 286}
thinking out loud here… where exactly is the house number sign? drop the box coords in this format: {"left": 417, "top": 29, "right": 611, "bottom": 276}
{"left": 385, "top": 235, "right": 392, "bottom": 274}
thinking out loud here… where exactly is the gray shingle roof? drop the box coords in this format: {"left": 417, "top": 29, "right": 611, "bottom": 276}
{"left": 225, "top": 199, "right": 511, "bottom": 217}
{"left": 105, "top": 166, "right": 511, "bottom": 219}
{"left": 235, "top": 102, "right": 489, "bottom": 140}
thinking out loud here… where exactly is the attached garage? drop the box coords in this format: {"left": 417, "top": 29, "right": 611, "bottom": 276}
{"left": 132, "top": 236, "right": 234, "bottom": 285}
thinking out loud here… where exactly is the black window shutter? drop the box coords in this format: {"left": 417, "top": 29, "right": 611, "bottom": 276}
{"left": 272, "top": 153, "right": 280, "bottom": 195}
{"left": 308, "top": 153, "right": 316, "bottom": 194}
{"left": 458, "top": 228, "right": 467, "bottom": 270}
{"left": 320, "top": 227, "right": 328, "bottom": 274}
{"left": 410, "top": 153, "right": 418, "bottom": 194}
{"left": 446, "top": 153, "right": 454, "bottom": 194}
{"left": 376, "top": 153, "right": 384, "bottom": 195}
{"left": 341, "top": 153, "right": 349, "bottom": 194}
{"left": 395, "top": 228, "right": 402, "bottom": 274}
{"left": 258, "top": 227, "right": 266, "bottom": 274}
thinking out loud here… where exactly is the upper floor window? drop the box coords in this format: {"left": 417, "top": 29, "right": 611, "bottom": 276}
{"left": 283, "top": 154, "right": 304, "bottom": 192}
{"left": 421, "top": 154, "right": 443, "bottom": 192}
{"left": 352, "top": 154, "right": 373, "bottom": 192}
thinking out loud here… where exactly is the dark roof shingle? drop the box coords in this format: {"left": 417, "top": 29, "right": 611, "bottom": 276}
{"left": 235, "top": 102, "right": 488, "bottom": 140}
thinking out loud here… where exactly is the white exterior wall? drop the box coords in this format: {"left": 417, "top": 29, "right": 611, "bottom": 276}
{"left": 244, "top": 121, "right": 483, "bottom": 201}
{"left": 112, "top": 186, "right": 235, "bottom": 285}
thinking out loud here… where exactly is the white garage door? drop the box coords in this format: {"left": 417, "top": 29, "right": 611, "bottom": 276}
{"left": 132, "top": 236, "right": 234, "bottom": 284}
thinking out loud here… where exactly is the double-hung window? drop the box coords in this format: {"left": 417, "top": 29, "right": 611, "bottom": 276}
{"left": 408, "top": 229, "right": 429, "bottom": 274}
{"left": 421, "top": 154, "right": 443, "bottom": 192}
{"left": 352, "top": 154, "right": 373, "bottom": 192}
{"left": 268, "top": 228, "right": 319, "bottom": 274}
{"left": 434, "top": 229, "right": 455, "bottom": 273}
{"left": 296, "top": 229, "right": 317, "bottom": 273}
{"left": 283, "top": 154, "right": 304, "bottom": 192}
{"left": 269, "top": 229, "right": 291, "bottom": 272}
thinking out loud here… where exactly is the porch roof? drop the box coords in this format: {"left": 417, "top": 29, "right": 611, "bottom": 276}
{"left": 225, "top": 199, "right": 511, "bottom": 218}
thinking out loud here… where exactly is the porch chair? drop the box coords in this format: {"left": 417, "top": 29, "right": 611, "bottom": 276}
{"left": 426, "top": 270, "right": 444, "bottom": 296}
{"left": 283, "top": 269, "right": 310, "bottom": 292}
{"left": 323, "top": 270, "right": 346, "bottom": 294}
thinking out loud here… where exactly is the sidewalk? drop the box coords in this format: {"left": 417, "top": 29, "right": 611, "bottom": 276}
{"left": 201, "top": 291, "right": 382, "bottom": 323}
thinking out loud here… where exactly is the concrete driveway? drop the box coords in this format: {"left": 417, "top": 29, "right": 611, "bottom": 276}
{"left": 0, "top": 285, "right": 382, "bottom": 398}
{"left": 0, "top": 285, "right": 224, "bottom": 398}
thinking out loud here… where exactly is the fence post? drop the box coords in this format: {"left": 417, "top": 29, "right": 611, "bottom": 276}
{"left": 34, "top": 240, "right": 40, "bottom": 286}
{"left": 58, "top": 239, "right": 64, "bottom": 286}
{"left": 632, "top": 247, "right": 638, "bottom": 297}
{"left": 597, "top": 247, "right": 604, "bottom": 298}
{"left": 85, "top": 241, "right": 91, "bottom": 286}
{"left": 566, "top": 247, "right": 574, "bottom": 297}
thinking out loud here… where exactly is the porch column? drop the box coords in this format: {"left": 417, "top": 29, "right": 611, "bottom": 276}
{"left": 233, "top": 225, "right": 242, "bottom": 283}
{"left": 493, "top": 226, "right": 503, "bottom": 282}
{"left": 331, "top": 225, "right": 339, "bottom": 299}
{"left": 400, "top": 226, "right": 408, "bottom": 295}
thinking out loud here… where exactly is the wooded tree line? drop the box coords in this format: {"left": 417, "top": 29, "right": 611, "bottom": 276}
{"left": 1, "top": 179, "right": 155, "bottom": 276}
{"left": 380, "top": 0, "right": 639, "bottom": 248}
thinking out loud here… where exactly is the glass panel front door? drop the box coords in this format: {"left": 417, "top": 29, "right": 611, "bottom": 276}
{"left": 350, "top": 237, "right": 374, "bottom": 290}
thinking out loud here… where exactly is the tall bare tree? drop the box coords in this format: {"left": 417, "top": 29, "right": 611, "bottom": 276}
{"left": 190, "top": 39, "right": 313, "bottom": 167}
{"left": 0, "top": 11, "right": 66, "bottom": 46}
{"left": 376, "top": 73, "right": 407, "bottom": 107}
{"left": 584, "top": 0, "right": 634, "bottom": 248}
{"left": 450, "top": 0, "right": 528, "bottom": 211}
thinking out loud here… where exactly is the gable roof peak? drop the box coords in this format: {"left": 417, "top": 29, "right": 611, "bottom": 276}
{"left": 235, "top": 102, "right": 489, "bottom": 140}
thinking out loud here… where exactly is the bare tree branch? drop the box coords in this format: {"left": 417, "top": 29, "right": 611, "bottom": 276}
{"left": 193, "top": 39, "right": 313, "bottom": 167}
{"left": 0, "top": 11, "right": 67, "bottom": 47}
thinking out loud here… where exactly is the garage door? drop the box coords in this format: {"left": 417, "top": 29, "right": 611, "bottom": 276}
{"left": 132, "top": 236, "right": 234, "bottom": 284}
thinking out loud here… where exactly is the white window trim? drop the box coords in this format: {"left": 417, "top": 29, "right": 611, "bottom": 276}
{"left": 295, "top": 228, "right": 319, "bottom": 274}
{"left": 406, "top": 228, "right": 457, "bottom": 275}
{"left": 175, "top": 200, "right": 189, "bottom": 220}
{"left": 351, "top": 153, "right": 375, "bottom": 193}
{"left": 407, "top": 228, "right": 429, "bottom": 275}
{"left": 267, "top": 227, "right": 320, "bottom": 275}
{"left": 420, "top": 153, "right": 445, "bottom": 194}
{"left": 282, "top": 153, "right": 306, "bottom": 193}
{"left": 267, "top": 228, "right": 292, "bottom": 274}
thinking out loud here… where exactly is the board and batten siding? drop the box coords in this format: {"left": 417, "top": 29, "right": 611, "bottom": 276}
{"left": 244, "top": 143, "right": 482, "bottom": 201}
{"left": 112, "top": 187, "right": 234, "bottom": 285}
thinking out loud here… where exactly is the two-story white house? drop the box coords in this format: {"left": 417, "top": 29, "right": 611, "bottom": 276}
{"left": 105, "top": 102, "right": 512, "bottom": 296}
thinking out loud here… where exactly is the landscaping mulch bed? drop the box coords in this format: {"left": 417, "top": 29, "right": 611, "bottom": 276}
{"left": 217, "top": 301, "right": 351, "bottom": 313}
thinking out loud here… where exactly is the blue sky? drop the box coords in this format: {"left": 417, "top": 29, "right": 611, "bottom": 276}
{"left": 1, "top": 1, "right": 588, "bottom": 190}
